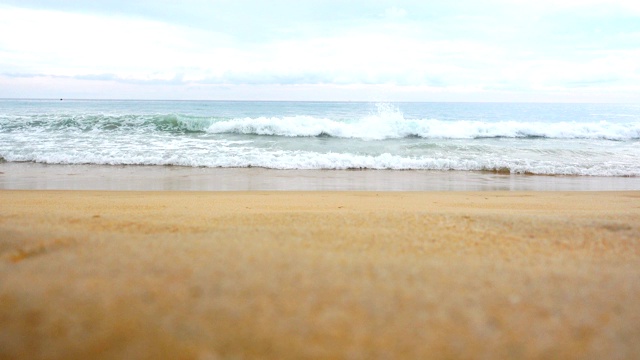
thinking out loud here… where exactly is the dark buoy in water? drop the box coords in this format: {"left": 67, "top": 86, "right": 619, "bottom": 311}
{"left": 60, "top": 98, "right": 63, "bottom": 101}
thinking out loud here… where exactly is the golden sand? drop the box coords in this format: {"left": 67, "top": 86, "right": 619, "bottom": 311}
{"left": 1, "top": 191, "right": 639, "bottom": 359}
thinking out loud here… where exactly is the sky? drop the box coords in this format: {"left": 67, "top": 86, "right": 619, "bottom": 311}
{"left": 0, "top": 0, "right": 639, "bottom": 102}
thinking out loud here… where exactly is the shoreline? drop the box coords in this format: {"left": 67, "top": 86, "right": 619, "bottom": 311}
{"left": 1, "top": 190, "right": 639, "bottom": 358}
{"left": 1, "top": 162, "right": 639, "bottom": 191}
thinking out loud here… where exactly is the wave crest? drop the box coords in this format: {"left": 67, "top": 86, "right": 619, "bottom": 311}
{"left": 206, "top": 116, "right": 640, "bottom": 141}
{"left": 203, "top": 102, "right": 640, "bottom": 140}
{"left": 2, "top": 104, "right": 638, "bottom": 140}
{"left": 0, "top": 114, "right": 216, "bottom": 133}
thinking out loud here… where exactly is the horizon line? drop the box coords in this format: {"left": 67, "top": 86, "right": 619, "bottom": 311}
{"left": 0, "top": 97, "right": 633, "bottom": 105}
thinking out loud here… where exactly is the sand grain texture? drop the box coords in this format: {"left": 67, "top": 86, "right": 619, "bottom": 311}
{"left": 1, "top": 191, "right": 639, "bottom": 359}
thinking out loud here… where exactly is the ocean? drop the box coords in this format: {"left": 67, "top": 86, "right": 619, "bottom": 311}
{"left": 1, "top": 99, "right": 639, "bottom": 177}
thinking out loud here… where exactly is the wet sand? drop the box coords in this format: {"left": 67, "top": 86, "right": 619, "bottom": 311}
{"left": 2, "top": 162, "right": 640, "bottom": 191}
{"left": 1, "top": 190, "right": 639, "bottom": 359}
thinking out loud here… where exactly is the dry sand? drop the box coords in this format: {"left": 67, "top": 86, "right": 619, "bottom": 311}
{"left": 1, "top": 190, "right": 639, "bottom": 359}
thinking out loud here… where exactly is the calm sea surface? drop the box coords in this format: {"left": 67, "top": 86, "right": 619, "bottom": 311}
{"left": 1, "top": 100, "right": 639, "bottom": 176}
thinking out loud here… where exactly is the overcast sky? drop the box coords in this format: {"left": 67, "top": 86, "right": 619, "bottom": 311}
{"left": 1, "top": 0, "right": 639, "bottom": 101}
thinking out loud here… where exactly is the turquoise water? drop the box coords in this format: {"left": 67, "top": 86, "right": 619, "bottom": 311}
{"left": 1, "top": 99, "right": 639, "bottom": 176}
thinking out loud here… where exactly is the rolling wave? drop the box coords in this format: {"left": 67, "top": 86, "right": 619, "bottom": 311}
{"left": 204, "top": 116, "right": 640, "bottom": 140}
{"left": 0, "top": 114, "right": 217, "bottom": 133}
{"left": 2, "top": 106, "right": 639, "bottom": 140}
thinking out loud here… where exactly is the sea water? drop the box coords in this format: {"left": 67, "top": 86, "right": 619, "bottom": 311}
{"left": 1, "top": 99, "right": 639, "bottom": 176}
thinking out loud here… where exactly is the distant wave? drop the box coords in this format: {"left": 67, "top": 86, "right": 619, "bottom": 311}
{"left": 0, "top": 114, "right": 217, "bottom": 133}
{"left": 2, "top": 109, "right": 639, "bottom": 140}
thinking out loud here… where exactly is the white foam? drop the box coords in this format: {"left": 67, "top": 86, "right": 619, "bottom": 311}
{"left": 4, "top": 146, "right": 640, "bottom": 176}
{"left": 204, "top": 109, "right": 640, "bottom": 140}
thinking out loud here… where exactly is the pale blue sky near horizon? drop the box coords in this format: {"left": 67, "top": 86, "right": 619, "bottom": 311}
{"left": 1, "top": 0, "right": 639, "bottom": 102}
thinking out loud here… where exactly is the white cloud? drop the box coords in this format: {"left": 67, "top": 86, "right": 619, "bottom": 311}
{"left": 0, "top": 5, "right": 502, "bottom": 87}
{"left": 495, "top": 0, "right": 640, "bottom": 12}
{"left": 1, "top": 2, "right": 639, "bottom": 101}
{"left": 384, "top": 6, "right": 408, "bottom": 19}
{"left": 0, "top": 6, "right": 235, "bottom": 77}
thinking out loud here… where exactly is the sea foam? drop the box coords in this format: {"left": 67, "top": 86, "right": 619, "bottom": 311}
{"left": 203, "top": 104, "right": 640, "bottom": 140}
{"left": 4, "top": 145, "right": 639, "bottom": 176}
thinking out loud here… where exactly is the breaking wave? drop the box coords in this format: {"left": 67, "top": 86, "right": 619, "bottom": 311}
{"left": 2, "top": 101, "right": 639, "bottom": 177}
{"left": 205, "top": 116, "right": 640, "bottom": 140}
{"left": 2, "top": 106, "right": 639, "bottom": 140}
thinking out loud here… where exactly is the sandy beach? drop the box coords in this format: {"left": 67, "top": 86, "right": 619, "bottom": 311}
{"left": 1, "top": 190, "right": 639, "bottom": 359}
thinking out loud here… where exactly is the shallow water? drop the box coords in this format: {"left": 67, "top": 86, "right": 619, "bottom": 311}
{"left": 2, "top": 163, "right": 638, "bottom": 191}
{"left": 1, "top": 100, "right": 639, "bottom": 176}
